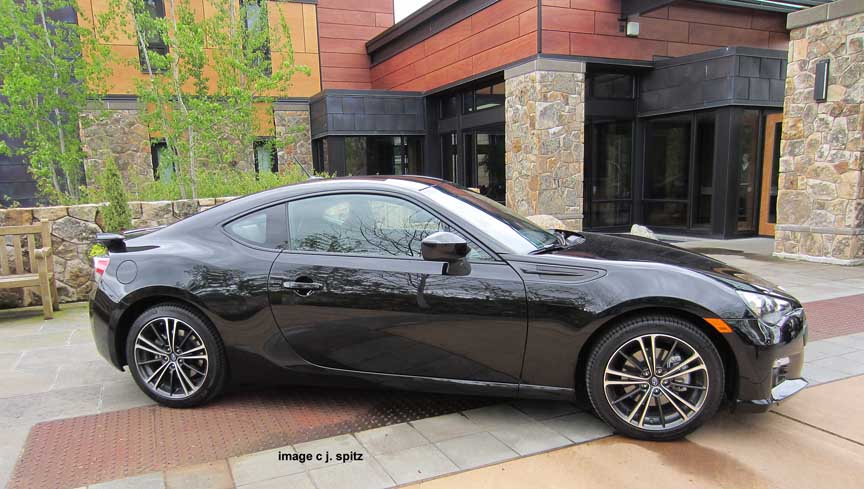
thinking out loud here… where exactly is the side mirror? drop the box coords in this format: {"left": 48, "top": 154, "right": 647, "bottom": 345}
{"left": 421, "top": 231, "right": 471, "bottom": 276}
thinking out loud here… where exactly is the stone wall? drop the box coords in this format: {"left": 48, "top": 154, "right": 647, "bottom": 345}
{"left": 275, "top": 108, "right": 314, "bottom": 172}
{"left": 504, "top": 59, "right": 586, "bottom": 230}
{"left": 0, "top": 197, "right": 236, "bottom": 308}
{"left": 80, "top": 104, "right": 153, "bottom": 187}
{"left": 775, "top": 0, "right": 864, "bottom": 265}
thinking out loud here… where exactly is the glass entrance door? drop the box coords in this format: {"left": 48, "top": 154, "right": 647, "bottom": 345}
{"left": 644, "top": 117, "right": 692, "bottom": 228}
{"left": 464, "top": 131, "right": 505, "bottom": 203}
{"left": 586, "top": 121, "right": 633, "bottom": 228}
{"left": 759, "top": 113, "right": 782, "bottom": 236}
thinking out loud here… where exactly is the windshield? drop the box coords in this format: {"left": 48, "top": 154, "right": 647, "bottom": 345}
{"left": 421, "top": 184, "right": 559, "bottom": 254}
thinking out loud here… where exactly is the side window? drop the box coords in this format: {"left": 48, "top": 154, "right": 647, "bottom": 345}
{"left": 288, "top": 194, "right": 493, "bottom": 260}
{"left": 225, "top": 204, "right": 287, "bottom": 248}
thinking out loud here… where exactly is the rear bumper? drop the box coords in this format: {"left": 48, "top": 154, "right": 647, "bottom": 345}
{"left": 727, "top": 308, "right": 808, "bottom": 411}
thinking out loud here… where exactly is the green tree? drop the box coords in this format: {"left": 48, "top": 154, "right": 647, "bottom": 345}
{"left": 98, "top": 158, "right": 132, "bottom": 232}
{"left": 98, "top": 0, "right": 310, "bottom": 200}
{"left": 0, "top": 0, "right": 110, "bottom": 203}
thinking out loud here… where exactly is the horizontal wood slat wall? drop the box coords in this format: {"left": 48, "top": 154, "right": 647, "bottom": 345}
{"left": 318, "top": 0, "right": 394, "bottom": 89}
{"left": 541, "top": 0, "right": 789, "bottom": 61}
{"left": 370, "top": 0, "right": 538, "bottom": 92}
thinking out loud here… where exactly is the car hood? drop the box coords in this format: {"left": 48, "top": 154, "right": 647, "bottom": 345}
{"left": 543, "top": 232, "right": 794, "bottom": 299}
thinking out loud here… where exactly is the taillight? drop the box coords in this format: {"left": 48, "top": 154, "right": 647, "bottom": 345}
{"left": 93, "top": 256, "right": 110, "bottom": 281}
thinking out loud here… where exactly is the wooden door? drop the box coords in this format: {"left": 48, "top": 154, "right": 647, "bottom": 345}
{"left": 759, "top": 113, "right": 783, "bottom": 236}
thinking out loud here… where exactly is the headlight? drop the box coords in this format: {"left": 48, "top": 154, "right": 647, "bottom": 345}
{"left": 737, "top": 290, "right": 794, "bottom": 325}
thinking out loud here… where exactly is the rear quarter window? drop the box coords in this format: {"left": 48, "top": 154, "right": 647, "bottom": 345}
{"left": 224, "top": 203, "right": 288, "bottom": 249}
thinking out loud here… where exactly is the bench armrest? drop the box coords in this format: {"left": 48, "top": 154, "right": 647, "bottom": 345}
{"left": 34, "top": 247, "right": 53, "bottom": 259}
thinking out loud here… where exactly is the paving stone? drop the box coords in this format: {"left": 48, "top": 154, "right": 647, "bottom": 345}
{"left": 807, "top": 356, "right": 864, "bottom": 376}
{"left": 0, "top": 322, "right": 42, "bottom": 338}
{"left": 0, "top": 384, "right": 100, "bottom": 428}
{"left": 435, "top": 432, "right": 518, "bottom": 470}
{"left": 0, "top": 426, "right": 31, "bottom": 489}
{"left": 409, "top": 413, "right": 483, "bottom": 443}
{"left": 229, "top": 446, "right": 304, "bottom": 486}
{"left": 0, "top": 367, "right": 57, "bottom": 398}
{"left": 375, "top": 444, "right": 458, "bottom": 485}
{"left": 99, "top": 380, "right": 155, "bottom": 413}
{"left": 89, "top": 471, "right": 165, "bottom": 489}
{"left": 839, "top": 350, "right": 864, "bottom": 365}
{"left": 68, "top": 328, "right": 95, "bottom": 345}
{"left": 293, "top": 433, "right": 368, "bottom": 470}
{"left": 461, "top": 403, "right": 535, "bottom": 430}
{"left": 0, "top": 353, "right": 20, "bottom": 370}
{"left": 802, "top": 362, "right": 851, "bottom": 385}
{"left": 0, "top": 331, "right": 70, "bottom": 353}
{"left": 803, "top": 340, "right": 858, "bottom": 361}
{"left": 824, "top": 334, "right": 864, "bottom": 350}
{"left": 53, "top": 361, "right": 128, "bottom": 390}
{"left": 356, "top": 422, "right": 429, "bottom": 455}
{"left": 489, "top": 421, "right": 572, "bottom": 456}
{"left": 165, "top": 460, "right": 233, "bottom": 489}
{"left": 542, "top": 412, "right": 614, "bottom": 443}
{"left": 238, "top": 472, "right": 316, "bottom": 489}
{"left": 16, "top": 344, "right": 102, "bottom": 369}
{"left": 308, "top": 459, "right": 394, "bottom": 489}
{"left": 510, "top": 400, "right": 580, "bottom": 420}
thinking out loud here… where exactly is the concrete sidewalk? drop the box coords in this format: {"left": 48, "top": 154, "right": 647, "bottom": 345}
{"left": 406, "top": 376, "right": 864, "bottom": 489}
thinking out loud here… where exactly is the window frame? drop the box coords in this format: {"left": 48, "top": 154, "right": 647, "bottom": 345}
{"left": 136, "top": 0, "right": 169, "bottom": 73}
{"left": 253, "top": 138, "right": 279, "bottom": 174}
{"left": 220, "top": 189, "right": 501, "bottom": 262}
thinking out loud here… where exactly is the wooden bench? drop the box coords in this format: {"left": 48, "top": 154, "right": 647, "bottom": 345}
{"left": 0, "top": 221, "right": 59, "bottom": 319}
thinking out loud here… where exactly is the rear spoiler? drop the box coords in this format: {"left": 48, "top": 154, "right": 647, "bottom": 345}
{"left": 95, "top": 225, "right": 166, "bottom": 252}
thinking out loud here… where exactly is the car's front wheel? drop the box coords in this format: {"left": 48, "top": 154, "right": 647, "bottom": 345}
{"left": 585, "top": 314, "right": 725, "bottom": 440}
{"left": 126, "top": 303, "right": 227, "bottom": 407}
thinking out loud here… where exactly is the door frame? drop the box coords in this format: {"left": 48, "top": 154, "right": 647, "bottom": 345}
{"left": 758, "top": 113, "right": 783, "bottom": 237}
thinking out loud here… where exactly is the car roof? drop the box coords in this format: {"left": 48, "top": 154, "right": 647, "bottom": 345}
{"left": 181, "top": 175, "right": 451, "bottom": 224}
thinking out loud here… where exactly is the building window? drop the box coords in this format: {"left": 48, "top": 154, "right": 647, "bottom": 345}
{"left": 589, "top": 74, "right": 634, "bottom": 99}
{"left": 135, "top": 0, "right": 169, "bottom": 72}
{"left": 344, "top": 136, "right": 423, "bottom": 176}
{"left": 151, "top": 140, "right": 174, "bottom": 181}
{"left": 243, "top": 0, "right": 272, "bottom": 76}
{"left": 463, "top": 81, "right": 505, "bottom": 114}
{"left": 253, "top": 139, "right": 278, "bottom": 174}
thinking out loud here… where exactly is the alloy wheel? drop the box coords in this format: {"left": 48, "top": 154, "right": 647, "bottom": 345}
{"left": 133, "top": 316, "right": 209, "bottom": 399}
{"left": 603, "top": 333, "right": 709, "bottom": 431}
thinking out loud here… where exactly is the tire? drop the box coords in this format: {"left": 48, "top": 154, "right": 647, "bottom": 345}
{"left": 585, "top": 314, "right": 724, "bottom": 441}
{"left": 126, "top": 303, "right": 227, "bottom": 408}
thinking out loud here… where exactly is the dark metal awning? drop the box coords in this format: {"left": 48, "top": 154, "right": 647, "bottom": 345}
{"left": 622, "top": 0, "right": 833, "bottom": 17}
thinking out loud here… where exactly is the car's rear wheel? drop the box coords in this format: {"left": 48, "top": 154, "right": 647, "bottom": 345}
{"left": 126, "top": 303, "right": 226, "bottom": 407}
{"left": 585, "top": 315, "right": 725, "bottom": 440}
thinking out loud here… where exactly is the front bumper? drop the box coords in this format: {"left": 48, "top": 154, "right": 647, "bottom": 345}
{"left": 727, "top": 308, "right": 808, "bottom": 411}
{"left": 736, "top": 378, "right": 809, "bottom": 412}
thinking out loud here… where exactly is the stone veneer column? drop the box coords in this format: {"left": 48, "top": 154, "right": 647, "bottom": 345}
{"left": 776, "top": 0, "right": 864, "bottom": 265}
{"left": 504, "top": 58, "right": 586, "bottom": 230}
{"left": 274, "top": 100, "right": 313, "bottom": 173}
{"left": 79, "top": 98, "right": 153, "bottom": 187}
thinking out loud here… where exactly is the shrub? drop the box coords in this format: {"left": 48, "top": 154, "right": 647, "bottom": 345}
{"left": 99, "top": 160, "right": 132, "bottom": 232}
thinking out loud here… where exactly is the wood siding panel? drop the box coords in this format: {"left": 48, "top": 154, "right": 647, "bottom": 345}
{"left": 370, "top": 0, "right": 540, "bottom": 92}
{"left": 82, "top": 0, "right": 321, "bottom": 97}
{"left": 540, "top": 0, "right": 787, "bottom": 62}
{"left": 318, "top": 0, "right": 392, "bottom": 89}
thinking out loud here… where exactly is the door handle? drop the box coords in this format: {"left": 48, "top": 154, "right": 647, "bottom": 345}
{"left": 283, "top": 281, "right": 324, "bottom": 291}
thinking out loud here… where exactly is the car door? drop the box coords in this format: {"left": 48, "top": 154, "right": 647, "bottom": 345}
{"left": 268, "top": 192, "right": 528, "bottom": 384}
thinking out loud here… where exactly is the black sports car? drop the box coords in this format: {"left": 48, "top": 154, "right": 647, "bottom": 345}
{"left": 90, "top": 176, "right": 807, "bottom": 440}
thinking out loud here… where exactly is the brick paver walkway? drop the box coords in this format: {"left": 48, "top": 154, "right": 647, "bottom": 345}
{"left": 802, "top": 293, "right": 864, "bottom": 340}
